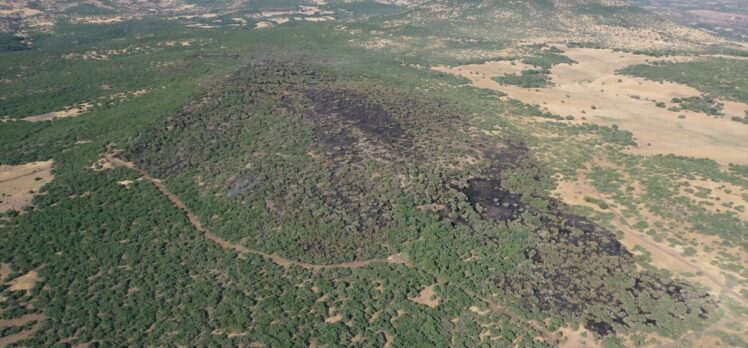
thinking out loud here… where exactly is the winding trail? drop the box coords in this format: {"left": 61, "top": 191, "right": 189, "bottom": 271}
{"left": 103, "top": 152, "right": 404, "bottom": 271}
{"left": 103, "top": 149, "right": 556, "bottom": 344}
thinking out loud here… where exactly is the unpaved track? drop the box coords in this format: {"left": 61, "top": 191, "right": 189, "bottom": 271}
{"left": 104, "top": 150, "right": 556, "bottom": 344}
{"left": 103, "top": 152, "right": 397, "bottom": 271}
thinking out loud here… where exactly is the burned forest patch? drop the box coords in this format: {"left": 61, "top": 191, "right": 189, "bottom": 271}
{"left": 124, "top": 58, "right": 717, "bottom": 337}
{"left": 455, "top": 141, "right": 716, "bottom": 338}
{"left": 125, "top": 60, "right": 476, "bottom": 263}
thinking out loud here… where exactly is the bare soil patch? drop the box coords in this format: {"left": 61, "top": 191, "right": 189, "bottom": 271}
{"left": 557, "top": 327, "right": 600, "bottom": 348}
{"left": 324, "top": 306, "right": 342, "bottom": 324}
{"left": 0, "top": 160, "right": 54, "bottom": 212}
{"left": 22, "top": 102, "right": 92, "bottom": 122}
{"left": 410, "top": 284, "right": 439, "bottom": 308}
{"left": 469, "top": 306, "right": 490, "bottom": 316}
{"left": 0, "top": 263, "right": 47, "bottom": 346}
{"left": 8, "top": 270, "right": 40, "bottom": 291}
{"left": 434, "top": 47, "right": 748, "bottom": 165}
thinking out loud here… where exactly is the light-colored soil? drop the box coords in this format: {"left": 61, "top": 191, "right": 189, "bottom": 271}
{"left": 410, "top": 284, "right": 439, "bottom": 308}
{"left": 0, "top": 8, "right": 41, "bottom": 16}
{"left": 381, "top": 331, "right": 394, "bottom": 348}
{"left": 723, "top": 100, "right": 748, "bottom": 118}
{"left": 23, "top": 102, "right": 92, "bottom": 122}
{"left": 0, "top": 160, "right": 54, "bottom": 212}
{"left": 552, "top": 179, "right": 606, "bottom": 211}
{"left": 469, "top": 306, "right": 490, "bottom": 316}
{"left": 434, "top": 60, "right": 531, "bottom": 79}
{"left": 557, "top": 327, "right": 600, "bottom": 348}
{"left": 434, "top": 47, "right": 748, "bottom": 165}
{"left": 116, "top": 178, "right": 144, "bottom": 188}
{"left": 324, "top": 306, "right": 342, "bottom": 324}
{"left": 324, "top": 313, "right": 343, "bottom": 324}
{"left": 8, "top": 270, "right": 40, "bottom": 291}
{"left": 255, "top": 21, "right": 271, "bottom": 29}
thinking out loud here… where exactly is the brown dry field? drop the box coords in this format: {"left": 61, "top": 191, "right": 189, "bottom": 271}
{"left": 434, "top": 47, "right": 748, "bottom": 165}
{"left": 0, "top": 160, "right": 54, "bottom": 212}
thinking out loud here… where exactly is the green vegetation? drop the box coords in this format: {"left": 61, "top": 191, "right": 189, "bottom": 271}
{"left": 494, "top": 69, "right": 551, "bottom": 88}
{"left": 620, "top": 58, "right": 748, "bottom": 103}
{"left": 584, "top": 196, "right": 609, "bottom": 209}
{"left": 0, "top": 34, "right": 29, "bottom": 53}
{"left": 670, "top": 96, "right": 724, "bottom": 116}
{"left": 2, "top": 0, "right": 746, "bottom": 346}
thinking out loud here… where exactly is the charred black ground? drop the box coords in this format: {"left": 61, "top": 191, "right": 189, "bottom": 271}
{"left": 128, "top": 60, "right": 717, "bottom": 340}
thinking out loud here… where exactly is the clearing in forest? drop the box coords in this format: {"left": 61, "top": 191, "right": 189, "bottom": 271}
{"left": 0, "top": 160, "right": 54, "bottom": 212}
{"left": 410, "top": 284, "right": 440, "bottom": 308}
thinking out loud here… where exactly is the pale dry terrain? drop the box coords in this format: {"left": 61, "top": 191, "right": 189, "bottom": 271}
{"left": 410, "top": 284, "right": 439, "bottom": 308}
{"left": 0, "top": 160, "right": 54, "bottom": 212}
{"left": 7, "top": 269, "right": 40, "bottom": 292}
{"left": 434, "top": 47, "right": 748, "bottom": 165}
{"left": 22, "top": 102, "right": 92, "bottom": 122}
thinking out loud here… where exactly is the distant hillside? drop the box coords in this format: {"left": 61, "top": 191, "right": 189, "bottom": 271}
{"left": 631, "top": 0, "right": 748, "bottom": 41}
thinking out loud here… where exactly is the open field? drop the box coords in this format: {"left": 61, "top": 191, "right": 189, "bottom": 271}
{"left": 0, "top": 160, "right": 53, "bottom": 212}
{"left": 434, "top": 47, "right": 748, "bottom": 165}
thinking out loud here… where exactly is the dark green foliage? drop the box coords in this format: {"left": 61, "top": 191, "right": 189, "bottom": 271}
{"left": 584, "top": 196, "right": 609, "bottom": 209}
{"left": 730, "top": 115, "right": 748, "bottom": 124}
{"left": 620, "top": 59, "right": 748, "bottom": 103}
{"left": 670, "top": 96, "right": 723, "bottom": 115}
{"left": 494, "top": 69, "right": 551, "bottom": 88}
{"left": 0, "top": 34, "right": 29, "bottom": 53}
{"left": 522, "top": 52, "right": 574, "bottom": 70}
